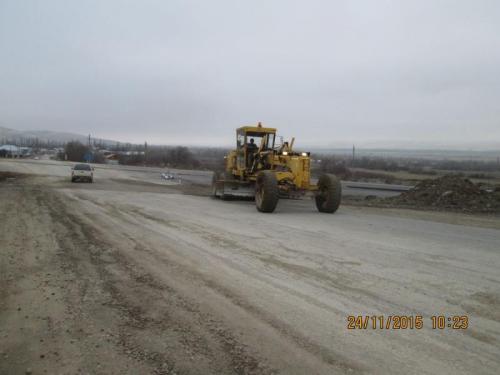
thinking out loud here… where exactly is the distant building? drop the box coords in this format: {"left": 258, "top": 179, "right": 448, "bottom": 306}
{"left": 19, "top": 147, "right": 32, "bottom": 157}
{"left": 124, "top": 151, "right": 145, "bottom": 156}
{"left": 0, "top": 144, "right": 21, "bottom": 157}
{"left": 104, "top": 153, "right": 120, "bottom": 165}
{"left": 0, "top": 145, "right": 32, "bottom": 158}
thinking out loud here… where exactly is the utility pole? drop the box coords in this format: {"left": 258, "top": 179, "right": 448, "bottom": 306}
{"left": 352, "top": 144, "right": 355, "bottom": 166}
{"left": 88, "top": 134, "right": 91, "bottom": 149}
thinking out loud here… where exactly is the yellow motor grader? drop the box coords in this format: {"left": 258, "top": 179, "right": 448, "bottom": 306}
{"left": 212, "top": 123, "right": 341, "bottom": 213}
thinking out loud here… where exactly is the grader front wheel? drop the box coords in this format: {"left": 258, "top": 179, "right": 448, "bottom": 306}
{"left": 315, "top": 174, "right": 341, "bottom": 213}
{"left": 255, "top": 171, "right": 279, "bottom": 213}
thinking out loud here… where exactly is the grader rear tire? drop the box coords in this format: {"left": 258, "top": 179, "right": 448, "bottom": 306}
{"left": 255, "top": 171, "right": 279, "bottom": 213}
{"left": 315, "top": 174, "right": 341, "bottom": 213}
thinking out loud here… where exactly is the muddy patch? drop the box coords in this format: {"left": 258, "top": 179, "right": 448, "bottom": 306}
{"left": 462, "top": 291, "right": 500, "bottom": 322}
{"left": 0, "top": 171, "right": 29, "bottom": 182}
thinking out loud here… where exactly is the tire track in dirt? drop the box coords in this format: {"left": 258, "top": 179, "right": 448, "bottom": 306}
{"left": 42, "top": 187, "right": 278, "bottom": 374}
{"left": 62, "top": 189, "right": 365, "bottom": 374}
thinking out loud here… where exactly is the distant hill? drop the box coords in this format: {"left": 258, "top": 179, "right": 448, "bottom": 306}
{"left": 0, "top": 126, "right": 116, "bottom": 145}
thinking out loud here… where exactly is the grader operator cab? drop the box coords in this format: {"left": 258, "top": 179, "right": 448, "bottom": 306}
{"left": 212, "top": 123, "right": 341, "bottom": 213}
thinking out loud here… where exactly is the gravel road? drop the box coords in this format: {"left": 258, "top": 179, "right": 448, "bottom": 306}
{"left": 1, "top": 160, "right": 500, "bottom": 374}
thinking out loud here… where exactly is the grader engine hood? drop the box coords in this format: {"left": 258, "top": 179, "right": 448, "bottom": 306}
{"left": 278, "top": 154, "right": 311, "bottom": 189}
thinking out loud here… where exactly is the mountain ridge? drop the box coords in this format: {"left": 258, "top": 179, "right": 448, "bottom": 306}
{"left": 0, "top": 126, "right": 116, "bottom": 145}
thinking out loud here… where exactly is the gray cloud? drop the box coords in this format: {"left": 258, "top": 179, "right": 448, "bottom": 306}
{"left": 1, "top": 0, "right": 499, "bottom": 148}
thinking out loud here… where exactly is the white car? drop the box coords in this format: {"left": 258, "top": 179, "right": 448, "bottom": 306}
{"left": 71, "top": 163, "right": 94, "bottom": 183}
{"left": 161, "top": 172, "right": 175, "bottom": 180}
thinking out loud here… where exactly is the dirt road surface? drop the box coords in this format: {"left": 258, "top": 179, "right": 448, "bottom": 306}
{"left": 1, "top": 160, "right": 500, "bottom": 374}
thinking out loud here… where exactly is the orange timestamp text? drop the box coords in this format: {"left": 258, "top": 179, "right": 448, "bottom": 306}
{"left": 347, "top": 315, "right": 469, "bottom": 330}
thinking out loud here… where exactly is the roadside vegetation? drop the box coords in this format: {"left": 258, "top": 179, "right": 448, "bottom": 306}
{"left": 3, "top": 137, "right": 500, "bottom": 186}
{"left": 314, "top": 153, "right": 500, "bottom": 186}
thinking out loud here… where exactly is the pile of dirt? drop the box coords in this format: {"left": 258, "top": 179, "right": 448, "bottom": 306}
{"left": 388, "top": 175, "right": 500, "bottom": 213}
{"left": 0, "top": 171, "right": 28, "bottom": 182}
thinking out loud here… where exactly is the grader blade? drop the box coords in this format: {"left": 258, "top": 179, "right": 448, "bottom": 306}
{"left": 213, "top": 176, "right": 255, "bottom": 199}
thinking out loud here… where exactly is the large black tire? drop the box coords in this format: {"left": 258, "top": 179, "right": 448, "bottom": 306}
{"left": 255, "top": 171, "right": 279, "bottom": 213}
{"left": 315, "top": 174, "right": 341, "bottom": 213}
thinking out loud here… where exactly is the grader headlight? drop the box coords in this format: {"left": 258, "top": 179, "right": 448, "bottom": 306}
{"left": 282, "top": 151, "right": 288, "bottom": 156}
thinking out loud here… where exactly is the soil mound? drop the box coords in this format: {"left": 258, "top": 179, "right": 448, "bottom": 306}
{"left": 0, "top": 171, "right": 27, "bottom": 182}
{"left": 389, "top": 175, "right": 500, "bottom": 212}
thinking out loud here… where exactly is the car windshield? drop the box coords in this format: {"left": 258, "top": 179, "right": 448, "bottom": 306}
{"left": 74, "top": 164, "right": 91, "bottom": 171}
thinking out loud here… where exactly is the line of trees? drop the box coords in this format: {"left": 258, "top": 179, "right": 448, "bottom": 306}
{"left": 119, "top": 146, "right": 201, "bottom": 169}
{"left": 57, "top": 141, "right": 223, "bottom": 169}
{"left": 316, "top": 154, "right": 500, "bottom": 174}
{"left": 57, "top": 141, "right": 105, "bottom": 163}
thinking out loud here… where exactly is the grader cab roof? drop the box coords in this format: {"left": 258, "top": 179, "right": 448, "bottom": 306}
{"left": 237, "top": 125, "right": 276, "bottom": 136}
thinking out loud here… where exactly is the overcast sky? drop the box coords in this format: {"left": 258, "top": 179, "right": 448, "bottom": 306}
{"left": 1, "top": 0, "right": 499, "bottom": 148}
